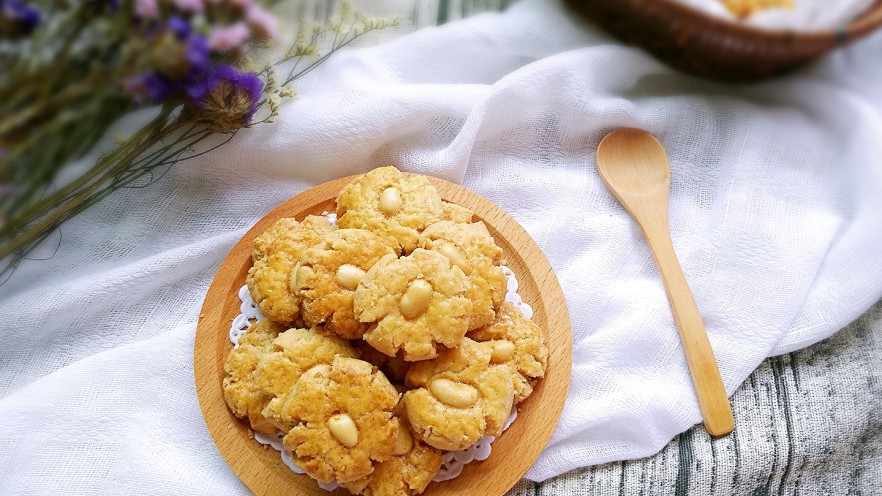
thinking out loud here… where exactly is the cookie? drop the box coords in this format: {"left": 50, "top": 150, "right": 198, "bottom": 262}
{"left": 419, "top": 220, "right": 507, "bottom": 330}
{"left": 468, "top": 302, "right": 548, "bottom": 404}
{"left": 441, "top": 201, "right": 474, "bottom": 224}
{"left": 403, "top": 338, "right": 515, "bottom": 451}
{"left": 354, "top": 249, "right": 472, "bottom": 361}
{"left": 255, "top": 327, "right": 359, "bottom": 430}
{"left": 247, "top": 215, "right": 334, "bottom": 324}
{"left": 343, "top": 417, "right": 443, "bottom": 496}
{"left": 279, "top": 357, "right": 401, "bottom": 483}
{"left": 723, "top": 0, "right": 792, "bottom": 18}
{"left": 293, "top": 229, "right": 396, "bottom": 339}
{"left": 252, "top": 218, "right": 297, "bottom": 262}
{"left": 222, "top": 319, "right": 286, "bottom": 434}
{"left": 357, "top": 341, "right": 411, "bottom": 385}
{"left": 336, "top": 166, "right": 443, "bottom": 254}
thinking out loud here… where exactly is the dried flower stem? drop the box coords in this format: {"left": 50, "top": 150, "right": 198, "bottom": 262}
{"left": 1, "top": 119, "right": 166, "bottom": 259}
{"left": 0, "top": 3, "right": 399, "bottom": 283}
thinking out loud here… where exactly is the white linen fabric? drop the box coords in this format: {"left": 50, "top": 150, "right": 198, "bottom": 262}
{"left": 2, "top": 0, "right": 882, "bottom": 492}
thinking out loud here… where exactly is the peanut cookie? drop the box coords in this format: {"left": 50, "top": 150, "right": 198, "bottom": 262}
{"left": 468, "top": 302, "right": 548, "bottom": 404}
{"left": 252, "top": 218, "right": 295, "bottom": 261}
{"left": 354, "top": 249, "right": 472, "bottom": 361}
{"left": 279, "top": 357, "right": 400, "bottom": 483}
{"left": 357, "top": 341, "right": 411, "bottom": 384}
{"left": 247, "top": 215, "right": 334, "bottom": 324}
{"left": 293, "top": 229, "right": 396, "bottom": 339}
{"left": 222, "top": 319, "right": 286, "bottom": 434}
{"left": 441, "top": 201, "right": 474, "bottom": 224}
{"left": 336, "top": 166, "right": 443, "bottom": 254}
{"left": 419, "top": 220, "right": 507, "bottom": 330}
{"left": 344, "top": 417, "right": 443, "bottom": 496}
{"left": 403, "top": 338, "right": 515, "bottom": 451}
{"left": 255, "top": 327, "right": 359, "bottom": 430}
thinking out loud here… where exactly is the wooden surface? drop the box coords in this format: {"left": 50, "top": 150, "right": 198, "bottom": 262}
{"left": 503, "top": 301, "right": 882, "bottom": 495}
{"left": 193, "top": 174, "right": 573, "bottom": 496}
{"left": 596, "top": 129, "right": 734, "bottom": 437}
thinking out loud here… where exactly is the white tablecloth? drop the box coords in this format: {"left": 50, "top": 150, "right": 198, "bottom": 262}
{"left": 2, "top": 0, "right": 882, "bottom": 492}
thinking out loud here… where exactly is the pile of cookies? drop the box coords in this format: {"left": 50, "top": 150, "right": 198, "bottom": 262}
{"left": 223, "top": 166, "right": 548, "bottom": 495}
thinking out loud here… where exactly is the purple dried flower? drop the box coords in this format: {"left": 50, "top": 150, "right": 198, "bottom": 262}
{"left": 186, "top": 64, "right": 264, "bottom": 133}
{"left": 126, "top": 72, "right": 174, "bottom": 103}
{"left": 1, "top": 0, "right": 41, "bottom": 36}
{"left": 186, "top": 35, "right": 210, "bottom": 74}
{"left": 167, "top": 15, "right": 191, "bottom": 40}
{"left": 123, "top": 8, "right": 265, "bottom": 133}
{"left": 124, "top": 34, "right": 216, "bottom": 105}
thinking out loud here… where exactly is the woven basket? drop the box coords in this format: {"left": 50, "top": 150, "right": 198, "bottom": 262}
{"left": 562, "top": 0, "right": 882, "bottom": 82}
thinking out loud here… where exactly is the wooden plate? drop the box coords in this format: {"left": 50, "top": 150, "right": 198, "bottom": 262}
{"left": 194, "top": 175, "right": 572, "bottom": 496}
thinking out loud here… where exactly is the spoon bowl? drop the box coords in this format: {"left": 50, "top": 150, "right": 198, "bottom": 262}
{"left": 596, "top": 129, "right": 670, "bottom": 197}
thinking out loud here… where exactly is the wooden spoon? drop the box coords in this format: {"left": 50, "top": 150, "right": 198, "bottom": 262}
{"left": 595, "top": 128, "right": 734, "bottom": 437}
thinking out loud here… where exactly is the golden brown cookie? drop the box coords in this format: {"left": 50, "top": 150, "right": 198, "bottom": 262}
{"left": 403, "top": 338, "right": 515, "bottom": 451}
{"left": 723, "top": 0, "right": 792, "bottom": 18}
{"left": 336, "top": 166, "right": 443, "bottom": 254}
{"left": 293, "top": 229, "right": 396, "bottom": 339}
{"left": 222, "top": 319, "right": 286, "bottom": 434}
{"left": 279, "top": 357, "right": 401, "bottom": 483}
{"left": 441, "top": 201, "right": 474, "bottom": 224}
{"left": 354, "top": 249, "right": 472, "bottom": 361}
{"left": 419, "top": 220, "right": 506, "bottom": 330}
{"left": 247, "top": 215, "right": 334, "bottom": 324}
{"left": 357, "top": 341, "right": 411, "bottom": 385}
{"left": 252, "top": 218, "right": 297, "bottom": 261}
{"left": 255, "top": 327, "right": 359, "bottom": 430}
{"left": 343, "top": 417, "right": 443, "bottom": 496}
{"left": 468, "top": 302, "right": 548, "bottom": 404}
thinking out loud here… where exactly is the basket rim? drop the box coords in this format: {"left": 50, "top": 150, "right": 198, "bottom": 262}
{"left": 640, "top": 0, "right": 882, "bottom": 42}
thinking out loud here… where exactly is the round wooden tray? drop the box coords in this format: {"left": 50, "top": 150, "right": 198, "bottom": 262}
{"left": 194, "top": 175, "right": 572, "bottom": 496}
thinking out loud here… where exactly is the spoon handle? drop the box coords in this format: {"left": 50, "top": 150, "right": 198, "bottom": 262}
{"left": 641, "top": 217, "right": 735, "bottom": 437}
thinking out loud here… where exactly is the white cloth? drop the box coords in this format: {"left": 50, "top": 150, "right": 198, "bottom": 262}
{"left": 2, "top": 0, "right": 882, "bottom": 491}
